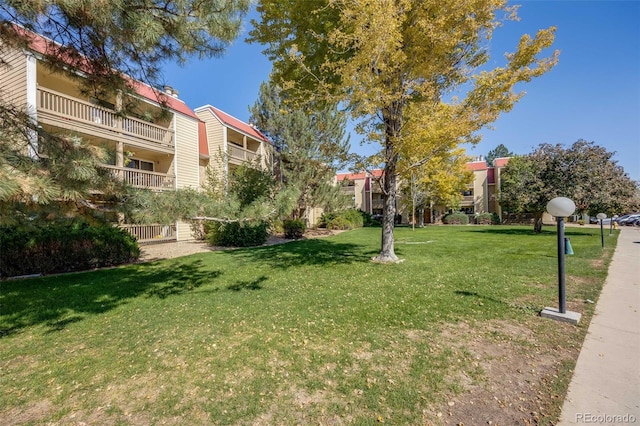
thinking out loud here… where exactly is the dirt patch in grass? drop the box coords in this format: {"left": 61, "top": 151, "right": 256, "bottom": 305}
{"left": 425, "top": 320, "right": 581, "bottom": 425}
{"left": 2, "top": 400, "right": 54, "bottom": 426}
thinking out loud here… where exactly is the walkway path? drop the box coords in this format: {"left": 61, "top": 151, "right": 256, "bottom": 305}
{"left": 558, "top": 226, "right": 640, "bottom": 425}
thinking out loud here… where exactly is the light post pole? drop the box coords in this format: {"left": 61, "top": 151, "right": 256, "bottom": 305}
{"left": 541, "top": 197, "right": 581, "bottom": 324}
{"left": 597, "top": 213, "right": 607, "bottom": 248}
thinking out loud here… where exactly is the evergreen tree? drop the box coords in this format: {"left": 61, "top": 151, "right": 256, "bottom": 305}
{"left": 249, "top": 81, "right": 351, "bottom": 224}
{"left": 486, "top": 144, "right": 514, "bottom": 165}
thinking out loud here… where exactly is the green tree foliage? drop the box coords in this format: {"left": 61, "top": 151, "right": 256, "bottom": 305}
{"left": 486, "top": 143, "right": 514, "bottom": 165}
{"left": 126, "top": 158, "right": 298, "bottom": 229}
{"left": 0, "top": 0, "right": 250, "bottom": 223}
{"left": 249, "top": 0, "right": 558, "bottom": 262}
{"left": 499, "top": 140, "right": 638, "bottom": 232}
{"left": 249, "top": 81, "right": 351, "bottom": 222}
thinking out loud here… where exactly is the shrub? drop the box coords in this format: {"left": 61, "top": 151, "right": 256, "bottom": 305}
{"left": 318, "top": 212, "right": 337, "bottom": 228}
{"left": 476, "top": 213, "right": 494, "bottom": 225}
{"left": 206, "top": 221, "right": 269, "bottom": 247}
{"left": 0, "top": 221, "right": 140, "bottom": 278}
{"left": 341, "top": 209, "right": 364, "bottom": 228}
{"left": 319, "top": 209, "right": 365, "bottom": 230}
{"left": 283, "top": 219, "right": 306, "bottom": 239}
{"left": 443, "top": 212, "right": 469, "bottom": 225}
{"left": 326, "top": 216, "right": 352, "bottom": 230}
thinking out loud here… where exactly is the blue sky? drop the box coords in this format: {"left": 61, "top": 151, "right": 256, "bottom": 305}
{"left": 161, "top": 1, "right": 640, "bottom": 181}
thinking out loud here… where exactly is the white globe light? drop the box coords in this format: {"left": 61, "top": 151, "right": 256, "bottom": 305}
{"left": 546, "top": 197, "right": 576, "bottom": 217}
{"left": 596, "top": 213, "right": 607, "bottom": 220}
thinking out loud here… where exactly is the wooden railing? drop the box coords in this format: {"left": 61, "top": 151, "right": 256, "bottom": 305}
{"left": 120, "top": 224, "right": 176, "bottom": 243}
{"left": 102, "top": 165, "right": 175, "bottom": 190}
{"left": 37, "top": 87, "right": 174, "bottom": 148}
{"left": 228, "top": 144, "right": 257, "bottom": 162}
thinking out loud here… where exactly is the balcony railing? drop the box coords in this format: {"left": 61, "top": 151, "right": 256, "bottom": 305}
{"left": 37, "top": 87, "right": 174, "bottom": 149}
{"left": 102, "top": 165, "right": 175, "bottom": 190}
{"left": 228, "top": 144, "right": 257, "bottom": 163}
{"left": 120, "top": 224, "right": 176, "bottom": 243}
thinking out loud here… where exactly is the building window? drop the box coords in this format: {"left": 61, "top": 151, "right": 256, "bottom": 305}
{"left": 460, "top": 207, "right": 474, "bottom": 214}
{"left": 127, "top": 159, "right": 154, "bottom": 172}
{"left": 462, "top": 189, "right": 473, "bottom": 197}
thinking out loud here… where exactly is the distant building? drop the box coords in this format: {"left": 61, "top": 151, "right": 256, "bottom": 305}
{"left": 335, "top": 157, "right": 511, "bottom": 224}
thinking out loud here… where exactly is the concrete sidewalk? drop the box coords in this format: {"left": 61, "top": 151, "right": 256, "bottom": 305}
{"left": 558, "top": 226, "right": 640, "bottom": 425}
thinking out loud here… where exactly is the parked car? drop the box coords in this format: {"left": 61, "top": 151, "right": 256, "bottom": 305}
{"left": 618, "top": 213, "right": 640, "bottom": 226}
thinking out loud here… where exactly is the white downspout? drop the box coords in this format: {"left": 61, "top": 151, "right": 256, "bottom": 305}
{"left": 25, "top": 52, "right": 38, "bottom": 158}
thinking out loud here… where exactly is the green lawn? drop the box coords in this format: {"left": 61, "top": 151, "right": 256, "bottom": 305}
{"left": 0, "top": 225, "right": 616, "bottom": 425}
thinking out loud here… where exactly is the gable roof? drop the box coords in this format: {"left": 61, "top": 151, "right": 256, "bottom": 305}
{"left": 196, "top": 105, "right": 270, "bottom": 143}
{"left": 17, "top": 25, "right": 198, "bottom": 119}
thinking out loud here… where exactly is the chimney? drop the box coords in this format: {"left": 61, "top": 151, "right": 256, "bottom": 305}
{"left": 163, "top": 85, "right": 175, "bottom": 96}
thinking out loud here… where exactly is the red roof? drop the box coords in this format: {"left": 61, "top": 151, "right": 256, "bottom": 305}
{"left": 466, "top": 161, "right": 488, "bottom": 171}
{"left": 201, "top": 106, "right": 270, "bottom": 143}
{"left": 19, "top": 26, "right": 198, "bottom": 119}
{"left": 198, "top": 121, "right": 209, "bottom": 157}
{"left": 493, "top": 157, "right": 510, "bottom": 167}
{"left": 337, "top": 172, "right": 367, "bottom": 182}
{"left": 336, "top": 169, "right": 384, "bottom": 182}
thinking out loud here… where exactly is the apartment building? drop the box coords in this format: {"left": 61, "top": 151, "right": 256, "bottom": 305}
{"left": 195, "top": 105, "right": 272, "bottom": 184}
{"left": 460, "top": 156, "right": 510, "bottom": 219}
{"left": 1, "top": 30, "right": 270, "bottom": 242}
{"left": 337, "top": 157, "right": 510, "bottom": 224}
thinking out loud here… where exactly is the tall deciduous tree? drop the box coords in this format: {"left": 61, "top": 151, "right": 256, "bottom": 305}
{"left": 249, "top": 81, "right": 351, "bottom": 224}
{"left": 0, "top": 0, "right": 250, "bottom": 222}
{"left": 499, "top": 140, "right": 638, "bottom": 232}
{"left": 249, "top": 0, "right": 558, "bottom": 262}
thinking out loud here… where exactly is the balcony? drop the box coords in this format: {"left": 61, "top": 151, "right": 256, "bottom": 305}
{"left": 37, "top": 87, "right": 174, "bottom": 151}
{"left": 120, "top": 223, "right": 176, "bottom": 243}
{"left": 228, "top": 144, "right": 258, "bottom": 164}
{"left": 102, "top": 165, "right": 175, "bottom": 191}
{"left": 340, "top": 186, "right": 356, "bottom": 195}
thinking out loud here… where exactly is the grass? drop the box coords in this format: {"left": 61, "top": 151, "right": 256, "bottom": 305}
{"left": 0, "top": 225, "right": 617, "bottom": 425}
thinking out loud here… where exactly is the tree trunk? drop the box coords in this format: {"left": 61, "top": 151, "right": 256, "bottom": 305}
{"left": 418, "top": 208, "right": 424, "bottom": 227}
{"left": 372, "top": 103, "right": 402, "bottom": 263}
{"left": 533, "top": 211, "right": 543, "bottom": 233}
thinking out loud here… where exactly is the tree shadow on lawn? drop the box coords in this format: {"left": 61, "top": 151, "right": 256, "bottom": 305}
{"left": 469, "top": 227, "right": 593, "bottom": 237}
{"left": 226, "top": 238, "right": 369, "bottom": 269}
{"left": 0, "top": 259, "right": 221, "bottom": 337}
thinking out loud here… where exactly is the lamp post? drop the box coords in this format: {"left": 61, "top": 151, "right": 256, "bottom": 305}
{"left": 597, "top": 213, "right": 607, "bottom": 248}
{"left": 541, "top": 197, "right": 581, "bottom": 324}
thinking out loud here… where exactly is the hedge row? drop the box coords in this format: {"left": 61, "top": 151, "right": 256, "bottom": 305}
{"left": 205, "top": 221, "right": 270, "bottom": 247}
{"left": 319, "top": 209, "right": 365, "bottom": 230}
{"left": 1, "top": 222, "right": 140, "bottom": 278}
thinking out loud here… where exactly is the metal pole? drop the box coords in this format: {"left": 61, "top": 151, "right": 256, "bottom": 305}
{"left": 558, "top": 217, "right": 566, "bottom": 314}
{"left": 600, "top": 219, "right": 605, "bottom": 248}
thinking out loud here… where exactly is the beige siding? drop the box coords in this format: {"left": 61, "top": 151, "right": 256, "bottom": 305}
{"left": 195, "top": 108, "right": 226, "bottom": 182}
{"left": 174, "top": 113, "right": 200, "bottom": 240}
{"left": 0, "top": 47, "right": 28, "bottom": 107}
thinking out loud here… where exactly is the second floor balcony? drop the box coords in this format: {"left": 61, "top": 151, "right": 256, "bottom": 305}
{"left": 37, "top": 87, "right": 175, "bottom": 151}
{"left": 102, "top": 165, "right": 175, "bottom": 191}
{"left": 228, "top": 144, "right": 258, "bottom": 164}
